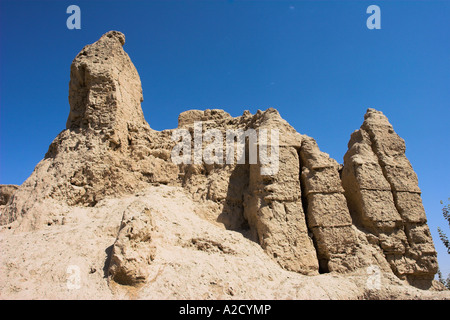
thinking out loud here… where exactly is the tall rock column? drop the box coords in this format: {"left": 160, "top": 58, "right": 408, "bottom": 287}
{"left": 67, "top": 31, "right": 148, "bottom": 150}
{"left": 342, "top": 109, "right": 437, "bottom": 287}
{"left": 244, "top": 109, "right": 319, "bottom": 275}
{"left": 299, "top": 137, "right": 361, "bottom": 273}
{"left": 0, "top": 31, "right": 178, "bottom": 229}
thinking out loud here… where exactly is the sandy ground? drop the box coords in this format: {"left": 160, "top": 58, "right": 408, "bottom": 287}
{"left": 0, "top": 185, "right": 449, "bottom": 300}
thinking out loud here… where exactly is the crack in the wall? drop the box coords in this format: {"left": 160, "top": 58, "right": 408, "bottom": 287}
{"left": 365, "top": 129, "right": 404, "bottom": 222}
{"left": 297, "top": 147, "right": 326, "bottom": 274}
{"left": 363, "top": 128, "right": 409, "bottom": 278}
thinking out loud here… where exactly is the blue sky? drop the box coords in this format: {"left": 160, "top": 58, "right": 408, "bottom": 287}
{"left": 1, "top": 0, "right": 449, "bottom": 276}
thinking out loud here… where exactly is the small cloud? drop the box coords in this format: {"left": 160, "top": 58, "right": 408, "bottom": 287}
{"left": 289, "top": 5, "right": 295, "bottom": 10}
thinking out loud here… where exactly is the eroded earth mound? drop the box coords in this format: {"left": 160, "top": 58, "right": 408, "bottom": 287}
{"left": 0, "top": 31, "right": 448, "bottom": 299}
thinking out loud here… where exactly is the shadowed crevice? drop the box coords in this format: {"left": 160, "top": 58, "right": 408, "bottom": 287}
{"left": 103, "top": 244, "right": 114, "bottom": 279}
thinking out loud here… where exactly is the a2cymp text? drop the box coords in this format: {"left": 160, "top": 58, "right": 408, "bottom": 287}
{"left": 179, "top": 304, "right": 271, "bottom": 317}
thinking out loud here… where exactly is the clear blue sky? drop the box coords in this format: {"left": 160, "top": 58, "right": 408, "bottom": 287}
{"left": 1, "top": 0, "right": 449, "bottom": 276}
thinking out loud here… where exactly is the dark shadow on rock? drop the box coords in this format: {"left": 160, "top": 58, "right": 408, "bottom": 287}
{"left": 217, "top": 164, "right": 257, "bottom": 243}
{"left": 103, "top": 244, "right": 114, "bottom": 279}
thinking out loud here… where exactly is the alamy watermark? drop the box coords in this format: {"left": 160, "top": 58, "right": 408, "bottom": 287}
{"left": 66, "top": 5, "right": 380, "bottom": 31}
{"left": 366, "top": 265, "right": 381, "bottom": 290}
{"left": 367, "top": 5, "right": 381, "bottom": 30}
{"left": 171, "top": 122, "right": 279, "bottom": 175}
{"left": 66, "top": 5, "right": 81, "bottom": 30}
{"left": 66, "top": 264, "right": 81, "bottom": 290}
